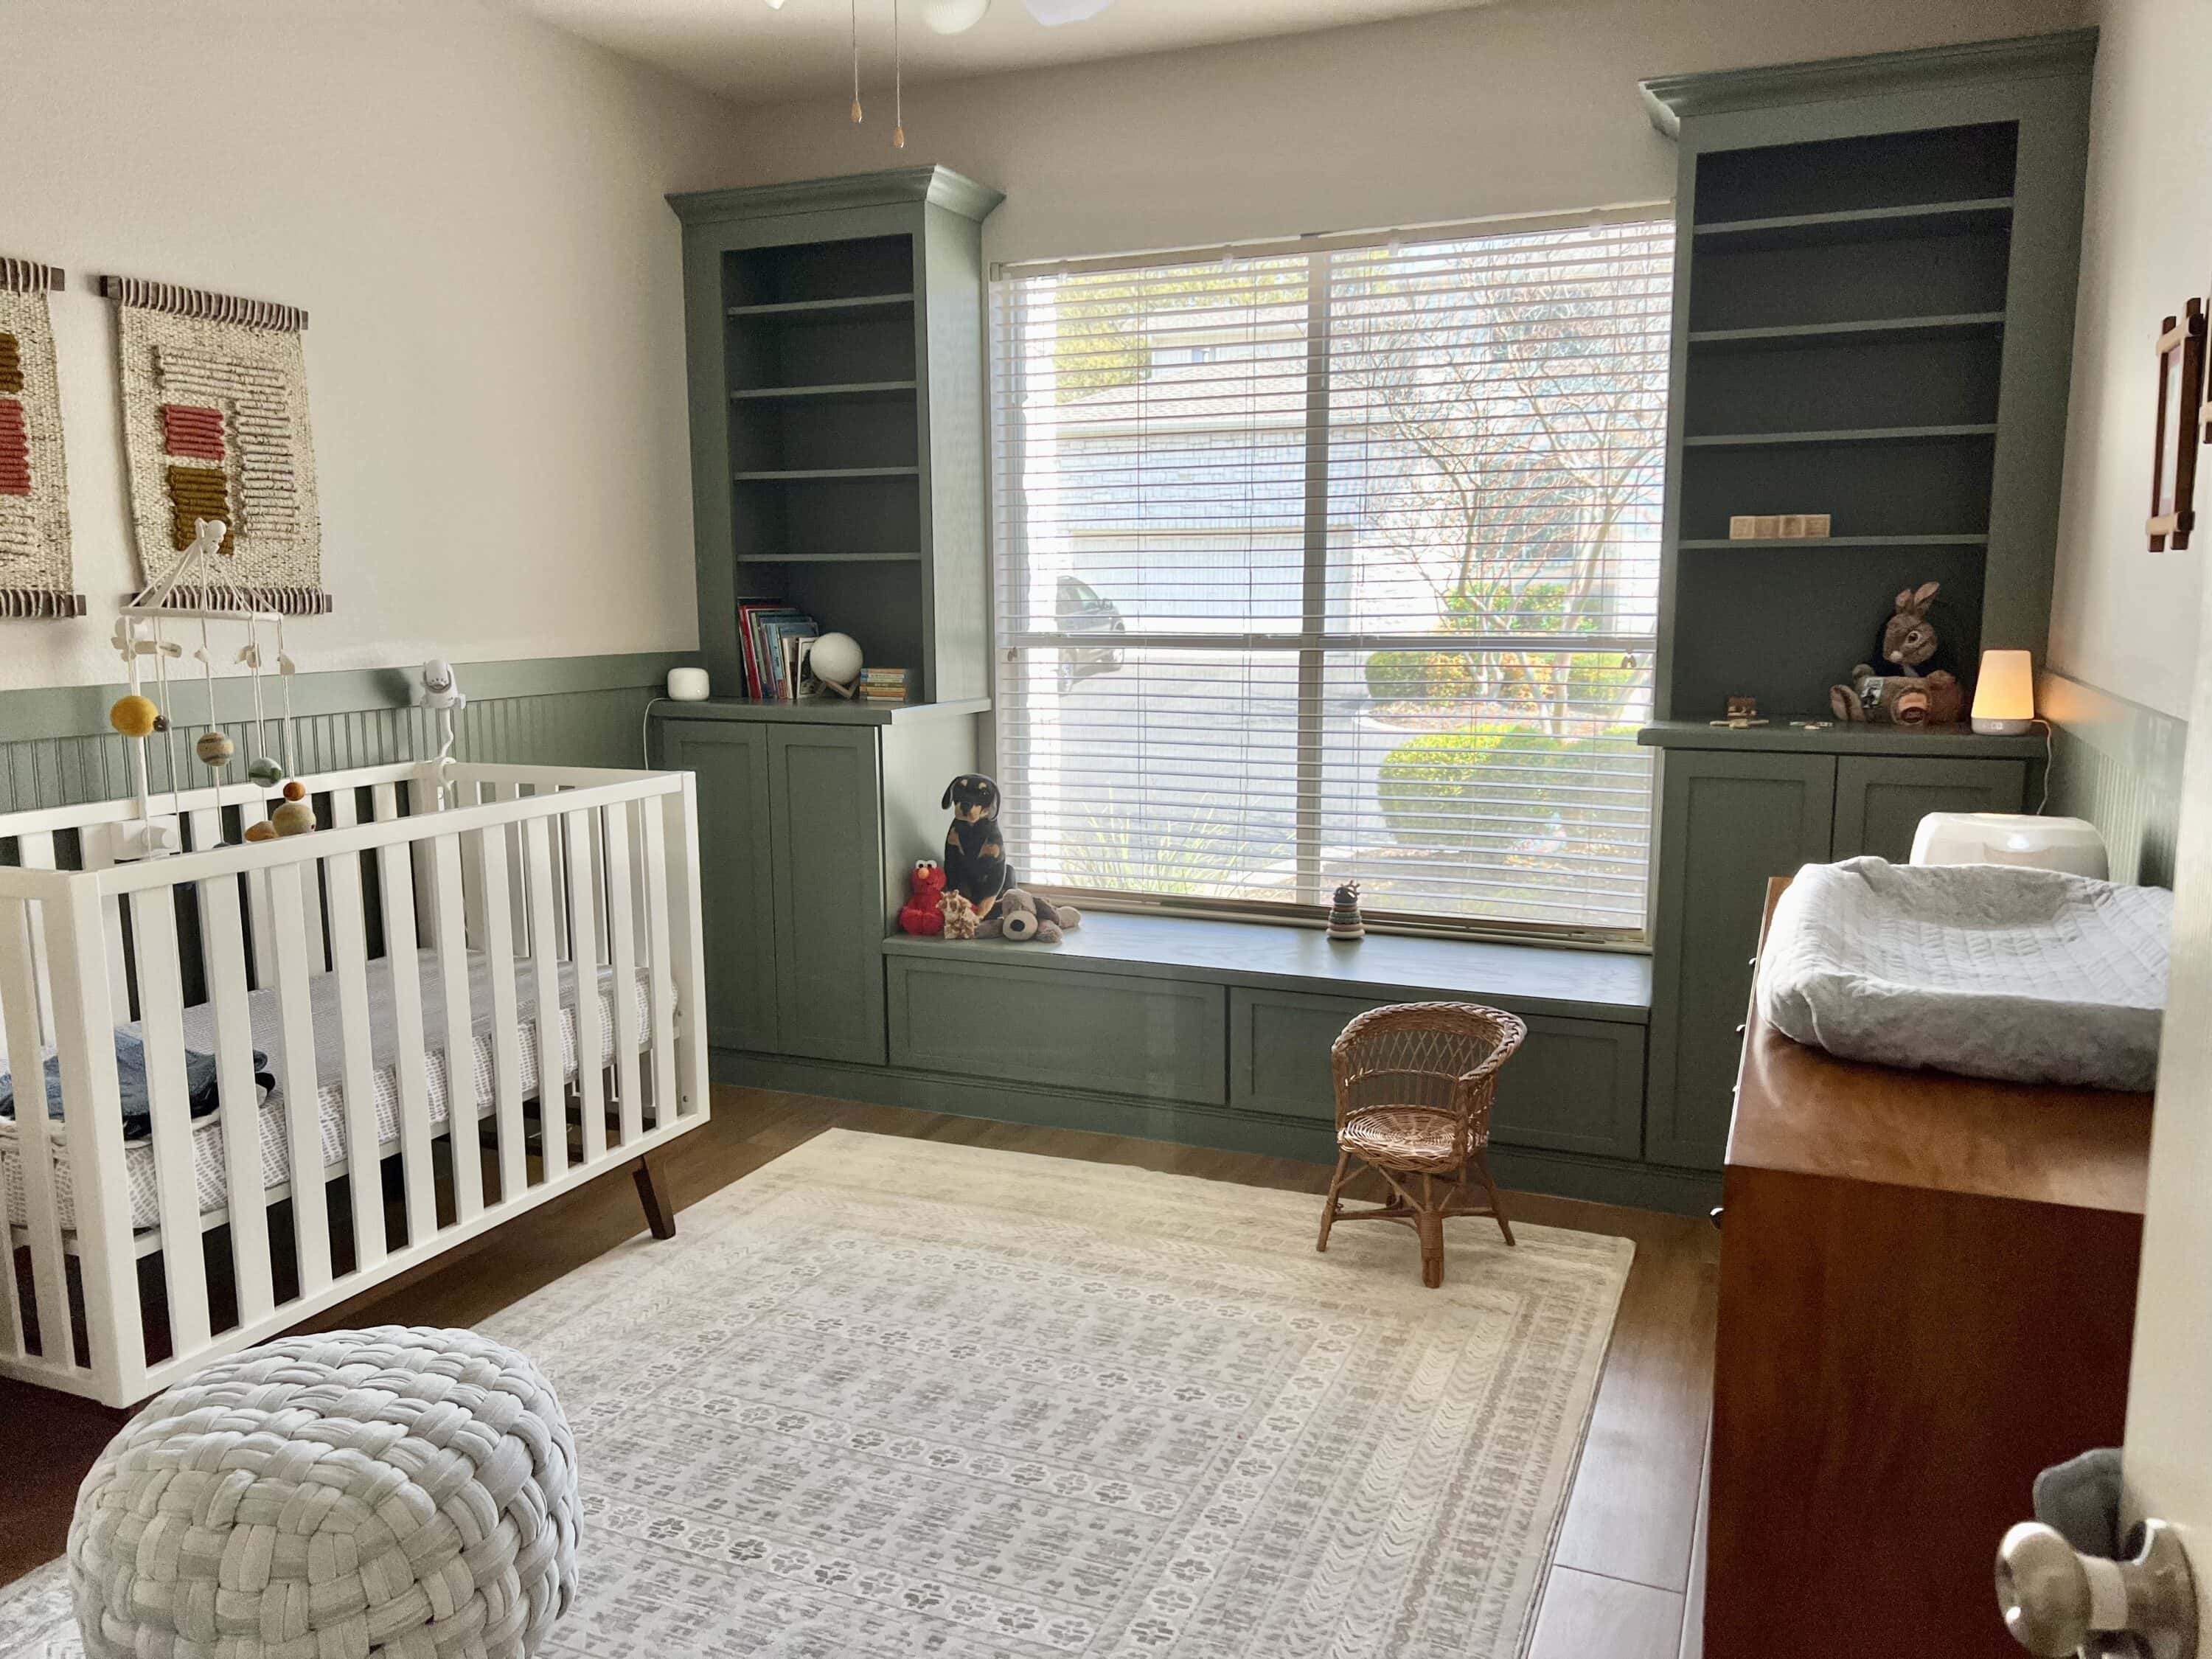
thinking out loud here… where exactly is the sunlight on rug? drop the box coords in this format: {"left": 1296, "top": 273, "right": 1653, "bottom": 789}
{"left": 0, "top": 1130, "right": 1631, "bottom": 1658}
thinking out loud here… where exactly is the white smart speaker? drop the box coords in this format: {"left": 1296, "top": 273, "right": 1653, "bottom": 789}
{"left": 667, "top": 667, "right": 710, "bottom": 702}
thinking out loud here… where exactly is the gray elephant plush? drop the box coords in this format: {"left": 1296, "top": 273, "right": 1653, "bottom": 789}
{"left": 976, "top": 887, "right": 1082, "bottom": 944}
{"left": 1829, "top": 582, "right": 1966, "bottom": 726}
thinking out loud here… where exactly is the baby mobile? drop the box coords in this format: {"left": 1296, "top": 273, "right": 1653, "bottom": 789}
{"left": 107, "top": 515, "right": 313, "bottom": 859}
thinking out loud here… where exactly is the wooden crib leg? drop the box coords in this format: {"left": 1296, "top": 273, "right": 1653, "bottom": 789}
{"left": 633, "top": 1153, "right": 676, "bottom": 1240}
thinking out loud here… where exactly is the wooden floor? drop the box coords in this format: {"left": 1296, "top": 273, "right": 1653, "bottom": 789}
{"left": 0, "top": 1088, "right": 1719, "bottom": 1655}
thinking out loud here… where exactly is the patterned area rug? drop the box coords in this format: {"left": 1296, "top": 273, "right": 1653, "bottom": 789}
{"left": 0, "top": 1130, "right": 1631, "bottom": 1658}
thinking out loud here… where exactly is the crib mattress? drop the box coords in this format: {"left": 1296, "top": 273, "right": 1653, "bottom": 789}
{"left": 1756, "top": 857, "right": 2171, "bottom": 1090}
{"left": 1, "top": 950, "right": 654, "bottom": 1234}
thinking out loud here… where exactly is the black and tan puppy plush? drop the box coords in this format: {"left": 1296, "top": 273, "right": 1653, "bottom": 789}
{"left": 941, "top": 773, "right": 1014, "bottom": 919}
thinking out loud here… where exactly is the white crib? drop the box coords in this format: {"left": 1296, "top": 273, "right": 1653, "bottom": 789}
{"left": 0, "top": 759, "right": 708, "bottom": 1406}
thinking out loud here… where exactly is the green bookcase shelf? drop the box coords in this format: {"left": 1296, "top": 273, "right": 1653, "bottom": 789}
{"left": 1688, "top": 312, "right": 2006, "bottom": 347}
{"left": 1677, "top": 533, "right": 1992, "bottom": 550}
{"left": 675, "top": 167, "right": 1004, "bottom": 703}
{"left": 1683, "top": 423, "right": 1997, "bottom": 448}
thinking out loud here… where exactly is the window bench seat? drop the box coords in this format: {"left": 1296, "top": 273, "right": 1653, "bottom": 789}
{"left": 720, "top": 912, "right": 1714, "bottom": 1215}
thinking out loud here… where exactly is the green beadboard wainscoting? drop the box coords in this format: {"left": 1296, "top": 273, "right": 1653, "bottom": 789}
{"left": 2041, "top": 669, "right": 2188, "bottom": 888}
{"left": 0, "top": 652, "right": 688, "bottom": 814}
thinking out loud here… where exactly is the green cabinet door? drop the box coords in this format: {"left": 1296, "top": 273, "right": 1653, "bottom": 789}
{"left": 658, "top": 718, "right": 779, "bottom": 1054}
{"left": 1831, "top": 756, "right": 2028, "bottom": 861}
{"left": 1646, "top": 751, "right": 1835, "bottom": 1169}
{"left": 766, "top": 724, "right": 888, "bottom": 1064}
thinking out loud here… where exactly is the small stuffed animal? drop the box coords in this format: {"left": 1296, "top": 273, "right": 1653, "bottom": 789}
{"left": 939, "top": 888, "right": 981, "bottom": 940}
{"left": 1829, "top": 581, "right": 1966, "bottom": 726}
{"left": 897, "top": 860, "right": 947, "bottom": 936}
{"left": 975, "top": 887, "right": 1083, "bottom": 945}
{"left": 941, "top": 773, "right": 1014, "bottom": 919}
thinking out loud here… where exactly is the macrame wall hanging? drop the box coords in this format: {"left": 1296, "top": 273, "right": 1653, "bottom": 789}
{"left": 103, "top": 275, "right": 331, "bottom": 614}
{"left": 0, "top": 254, "right": 84, "bottom": 619}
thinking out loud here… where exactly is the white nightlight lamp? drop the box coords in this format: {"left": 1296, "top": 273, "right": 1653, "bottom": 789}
{"left": 1970, "top": 648, "right": 2036, "bottom": 735}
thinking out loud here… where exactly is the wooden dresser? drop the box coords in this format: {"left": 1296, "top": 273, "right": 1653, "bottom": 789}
{"left": 1703, "top": 880, "right": 2152, "bottom": 1659}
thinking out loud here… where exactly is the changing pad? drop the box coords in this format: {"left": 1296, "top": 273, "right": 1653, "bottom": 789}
{"left": 1757, "top": 857, "right": 2172, "bottom": 1090}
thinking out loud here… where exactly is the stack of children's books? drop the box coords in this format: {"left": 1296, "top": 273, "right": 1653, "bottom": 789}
{"left": 858, "top": 667, "right": 910, "bottom": 704}
{"left": 737, "top": 600, "right": 821, "bottom": 700}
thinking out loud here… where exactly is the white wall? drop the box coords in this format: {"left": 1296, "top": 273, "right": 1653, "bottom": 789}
{"left": 2048, "top": 0, "right": 2212, "bottom": 719}
{"left": 0, "top": 0, "right": 745, "bottom": 692}
{"left": 712, "top": 0, "right": 2082, "bottom": 269}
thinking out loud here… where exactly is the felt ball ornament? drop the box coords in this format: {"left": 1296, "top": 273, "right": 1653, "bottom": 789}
{"left": 243, "top": 821, "right": 278, "bottom": 844}
{"left": 195, "top": 730, "right": 235, "bottom": 768}
{"left": 282, "top": 779, "right": 307, "bottom": 802}
{"left": 270, "top": 799, "right": 315, "bottom": 837}
{"left": 109, "top": 695, "right": 160, "bottom": 738}
{"left": 810, "top": 632, "right": 864, "bottom": 691}
{"left": 247, "top": 756, "right": 285, "bottom": 787}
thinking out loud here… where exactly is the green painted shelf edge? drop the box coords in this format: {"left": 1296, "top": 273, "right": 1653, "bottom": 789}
{"left": 735, "top": 551, "right": 923, "bottom": 564}
{"left": 726, "top": 292, "right": 914, "bottom": 319}
{"left": 1691, "top": 195, "right": 2012, "bottom": 238}
{"left": 1683, "top": 423, "right": 1997, "bottom": 448}
{"left": 653, "top": 695, "right": 990, "bottom": 726}
{"left": 1638, "top": 720, "right": 2045, "bottom": 757}
{"left": 1688, "top": 312, "right": 2006, "bottom": 347}
{"left": 732, "top": 465, "right": 921, "bottom": 481}
{"left": 1679, "top": 535, "right": 1991, "bottom": 549}
{"left": 881, "top": 911, "right": 1652, "bottom": 1024}
{"left": 730, "top": 380, "right": 918, "bottom": 402}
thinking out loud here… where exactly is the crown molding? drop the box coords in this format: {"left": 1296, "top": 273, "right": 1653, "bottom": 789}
{"left": 1640, "top": 28, "right": 2098, "bottom": 138}
{"left": 669, "top": 165, "right": 1004, "bottom": 226}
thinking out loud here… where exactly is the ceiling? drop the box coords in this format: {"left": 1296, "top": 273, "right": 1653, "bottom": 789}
{"left": 517, "top": 0, "right": 1496, "bottom": 106}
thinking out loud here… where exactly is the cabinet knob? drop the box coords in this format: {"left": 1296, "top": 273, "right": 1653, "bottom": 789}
{"left": 1734, "top": 1023, "right": 1747, "bottom": 1036}
{"left": 1708, "top": 1206, "right": 1723, "bottom": 1230}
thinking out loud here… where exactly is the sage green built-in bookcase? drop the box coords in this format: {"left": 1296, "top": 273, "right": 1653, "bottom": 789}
{"left": 1644, "top": 32, "right": 2095, "bottom": 721}
{"left": 1636, "top": 32, "right": 2096, "bottom": 1172}
{"left": 669, "top": 167, "right": 1004, "bottom": 704}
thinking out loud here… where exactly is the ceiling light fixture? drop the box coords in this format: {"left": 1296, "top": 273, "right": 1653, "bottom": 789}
{"left": 919, "top": 0, "right": 990, "bottom": 33}
{"left": 768, "top": 0, "right": 1119, "bottom": 147}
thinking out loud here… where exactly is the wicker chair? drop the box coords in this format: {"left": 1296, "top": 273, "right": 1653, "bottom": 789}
{"left": 1316, "top": 1001, "right": 1528, "bottom": 1287}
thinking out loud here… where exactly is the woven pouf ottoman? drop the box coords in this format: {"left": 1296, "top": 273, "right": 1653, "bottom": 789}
{"left": 68, "top": 1326, "right": 580, "bottom": 1659}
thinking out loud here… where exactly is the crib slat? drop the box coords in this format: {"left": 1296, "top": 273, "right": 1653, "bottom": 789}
{"left": 563, "top": 810, "right": 605, "bottom": 1164}
{"left": 235, "top": 796, "right": 279, "bottom": 991}
{"left": 128, "top": 890, "right": 213, "bottom": 1357}
{"left": 77, "top": 833, "right": 136, "bottom": 1025}
{"left": 199, "top": 872, "right": 274, "bottom": 1325}
{"left": 602, "top": 804, "right": 644, "bottom": 1150}
{"left": 321, "top": 846, "right": 388, "bottom": 1270}
{"left": 663, "top": 778, "right": 709, "bottom": 1124}
{"left": 476, "top": 825, "right": 529, "bottom": 1201}
{"left": 0, "top": 899, "right": 64, "bottom": 1363}
{"left": 429, "top": 834, "right": 484, "bottom": 1222}
{"left": 459, "top": 779, "right": 489, "bottom": 953}
{"left": 16, "top": 832, "right": 58, "bottom": 1046}
{"left": 44, "top": 884, "right": 145, "bottom": 1395}
{"left": 375, "top": 838, "right": 437, "bottom": 1244}
{"left": 641, "top": 801, "right": 677, "bottom": 1130}
{"left": 265, "top": 863, "right": 332, "bottom": 1298}
{"left": 523, "top": 817, "right": 567, "bottom": 1180}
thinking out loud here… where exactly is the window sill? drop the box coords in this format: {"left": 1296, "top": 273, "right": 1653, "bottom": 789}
{"left": 883, "top": 909, "right": 1652, "bottom": 1025}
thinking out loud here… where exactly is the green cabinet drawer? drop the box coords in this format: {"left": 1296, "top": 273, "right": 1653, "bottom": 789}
{"left": 1831, "top": 755, "right": 2028, "bottom": 861}
{"left": 888, "top": 957, "right": 1226, "bottom": 1104}
{"left": 1227, "top": 987, "right": 1646, "bottom": 1160}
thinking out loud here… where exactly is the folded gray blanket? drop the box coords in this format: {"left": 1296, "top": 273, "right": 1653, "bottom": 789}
{"left": 0, "top": 1032, "right": 272, "bottom": 1141}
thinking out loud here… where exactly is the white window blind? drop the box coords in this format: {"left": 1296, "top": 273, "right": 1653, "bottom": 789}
{"left": 989, "top": 216, "right": 1674, "bottom": 940}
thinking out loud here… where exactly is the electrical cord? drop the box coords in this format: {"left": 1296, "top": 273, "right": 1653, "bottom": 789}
{"left": 2032, "top": 717, "right": 2053, "bottom": 814}
{"left": 640, "top": 697, "right": 668, "bottom": 768}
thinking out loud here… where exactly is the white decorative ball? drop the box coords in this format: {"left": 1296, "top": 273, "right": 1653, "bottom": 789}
{"left": 811, "top": 632, "right": 864, "bottom": 689}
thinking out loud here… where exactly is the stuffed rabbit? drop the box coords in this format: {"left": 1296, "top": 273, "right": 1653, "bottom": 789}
{"left": 1829, "top": 582, "right": 1966, "bottom": 726}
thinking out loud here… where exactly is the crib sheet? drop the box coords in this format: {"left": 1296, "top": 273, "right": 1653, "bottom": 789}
{"left": 1, "top": 950, "right": 653, "bottom": 1234}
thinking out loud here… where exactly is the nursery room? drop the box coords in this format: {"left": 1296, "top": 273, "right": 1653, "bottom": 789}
{"left": 1, "top": 0, "right": 2209, "bottom": 1655}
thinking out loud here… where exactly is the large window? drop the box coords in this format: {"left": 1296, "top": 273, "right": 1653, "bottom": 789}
{"left": 988, "top": 215, "right": 1673, "bottom": 940}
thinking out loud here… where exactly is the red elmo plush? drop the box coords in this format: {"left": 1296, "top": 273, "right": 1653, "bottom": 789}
{"left": 898, "top": 859, "right": 948, "bottom": 935}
